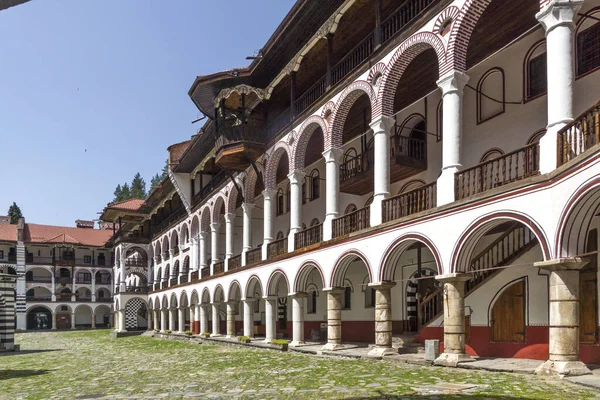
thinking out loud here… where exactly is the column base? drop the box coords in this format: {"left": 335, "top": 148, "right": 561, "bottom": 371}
{"left": 226, "top": 334, "right": 236, "bottom": 339}
{"left": 210, "top": 333, "right": 222, "bottom": 337}
{"left": 367, "top": 346, "right": 397, "bottom": 358}
{"left": 433, "top": 353, "right": 474, "bottom": 367}
{"left": 289, "top": 340, "right": 306, "bottom": 347}
{"left": 321, "top": 342, "right": 344, "bottom": 351}
{"left": 535, "top": 360, "right": 591, "bottom": 377}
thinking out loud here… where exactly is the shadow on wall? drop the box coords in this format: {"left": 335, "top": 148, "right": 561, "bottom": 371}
{"left": 0, "top": 369, "right": 50, "bottom": 381}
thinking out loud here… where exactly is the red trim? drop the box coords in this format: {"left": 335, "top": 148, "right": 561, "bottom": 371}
{"left": 293, "top": 260, "right": 325, "bottom": 293}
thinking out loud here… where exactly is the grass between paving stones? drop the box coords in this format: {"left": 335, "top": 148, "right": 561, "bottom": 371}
{"left": 0, "top": 330, "right": 598, "bottom": 399}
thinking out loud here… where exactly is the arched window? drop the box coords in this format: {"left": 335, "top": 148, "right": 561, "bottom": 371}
{"left": 307, "top": 286, "right": 318, "bottom": 314}
{"left": 285, "top": 183, "right": 291, "bottom": 213}
{"left": 310, "top": 218, "right": 320, "bottom": 227}
{"left": 480, "top": 148, "right": 505, "bottom": 163}
{"left": 477, "top": 68, "right": 505, "bottom": 123}
{"left": 364, "top": 196, "right": 374, "bottom": 208}
{"left": 524, "top": 40, "right": 547, "bottom": 101}
{"left": 302, "top": 177, "right": 307, "bottom": 205}
{"left": 343, "top": 286, "right": 352, "bottom": 310}
{"left": 577, "top": 9, "right": 600, "bottom": 77}
{"left": 345, "top": 204, "right": 357, "bottom": 214}
{"left": 363, "top": 276, "right": 375, "bottom": 308}
{"left": 276, "top": 188, "right": 284, "bottom": 216}
{"left": 310, "top": 169, "right": 320, "bottom": 201}
{"left": 436, "top": 99, "right": 443, "bottom": 142}
{"left": 343, "top": 148, "right": 358, "bottom": 164}
{"left": 527, "top": 129, "right": 546, "bottom": 145}
{"left": 276, "top": 231, "right": 284, "bottom": 240}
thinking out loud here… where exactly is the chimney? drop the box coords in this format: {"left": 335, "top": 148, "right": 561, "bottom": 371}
{"left": 75, "top": 220, "right": 95, "bottom": 229}
{"left": 17, "top": 217, "right": 25, "bottom": 241}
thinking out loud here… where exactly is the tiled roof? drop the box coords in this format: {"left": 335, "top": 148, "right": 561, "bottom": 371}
{"left": 0, "top": 224, "right": 17, "bottom": 242}
{"left": 107, "top": 198, "right": 145, "bottom": 211}
{"left": 24, "top": 224, "right": 112, "bottom": 247}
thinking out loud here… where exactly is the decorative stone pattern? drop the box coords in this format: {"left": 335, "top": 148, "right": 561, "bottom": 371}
{"left": 125, "top": 297, "right": 147, "bottom": 330}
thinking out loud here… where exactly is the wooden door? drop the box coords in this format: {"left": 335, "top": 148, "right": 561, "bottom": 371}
{"left": 580, "top": 229, "right": 598, "bottom": 343}
{"left": 491, "top": 279, "right": 526, "bottom": 342}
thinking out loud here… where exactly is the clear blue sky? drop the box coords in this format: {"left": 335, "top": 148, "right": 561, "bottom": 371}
{"left": 0, "top": 0, "right": 294, "bottom": 226}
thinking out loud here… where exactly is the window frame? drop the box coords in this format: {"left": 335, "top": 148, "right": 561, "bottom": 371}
{"left": 523, "top": 40, "right": 547, "bottom": 103}
{"left": 476, "top": 67, "right": 506, "bottom": 125}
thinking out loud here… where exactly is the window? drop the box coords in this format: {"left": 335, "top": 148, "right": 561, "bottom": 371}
{"left": 343, "top": 286, "right": 352, "bottom": 310}
{"left": 286, "top": 183, "right": 291, "bottom": 213}
{"left": 0, "top": 250, "right": 4, "bottom": 259}
{"left": 84, "top": 255, "right": 92, "bottom": 264}
{"left": 436, "top": 100, "right": 443, "bottom": 142}
{"left": 98, "top": 253, "right": 106, "bottom": 266}
{"left": 307, "top": 290, "right": 317, "bottom": 314}
{"left": 310, "top": 218, "right": 320, "bottom": 227}
{"left": 477, "top": 68, "right": 505, "bottom": 123}
{"left": 302, "top": 178, "right": 307, "bottom": 205}
{"left": 59, "top": 268, "right": 70, "bottom": 278}
{"left": 365, "top": 285, "right": 376, "bottom": 308}
{"left": 480, "top": 148, "right": 504, "bottom": 163}
{"left": 276, "top": 189, "right": 284, "bottom": 216}
{"left": 310, "top": 169, "right": 320, "bottom": 201}
{"left": 525, "top": 41, "right": 547, "bottom": 100}
{"left": 577, "top": 14, "right": 600, "bottom": 76}
{"left": 527, "top": 129, "right": 546, "bottom": 145}
{"left": 276, "top": 231, "right": 284, "bottom": 240}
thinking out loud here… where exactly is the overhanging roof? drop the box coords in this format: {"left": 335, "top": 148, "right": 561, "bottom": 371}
{"left": 0, "top": 0, "right": 30, "bottom": 11}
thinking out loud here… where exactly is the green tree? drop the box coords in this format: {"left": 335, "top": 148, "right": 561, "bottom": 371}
{"left": 113, "top": 184, "right": 123, "bottom": 202}
{"left": 7, "top": 202, "right": 23, "bottom": 224}
{"left": 130, "top": 173, "right": 146, "bottom": 199}
{"left": 120, "top": 183, "right": 131, "bottom": 200}
{"left": 161, "top": 159, "right": 169, "bottom": 177}
{"left": 150, "top": 173, "right": 162, "bottom": 193}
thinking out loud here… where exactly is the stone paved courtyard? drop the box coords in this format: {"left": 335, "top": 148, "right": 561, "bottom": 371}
{"left": 1, "top": 330, "right": 599, "bottom": 399}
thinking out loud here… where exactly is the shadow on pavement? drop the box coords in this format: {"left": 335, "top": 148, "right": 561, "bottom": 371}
{"left": 0, "top": 349, "right": 62, "bottom": 357}
{"left": 0, "top": 369, "right": 50, "bottom": 380}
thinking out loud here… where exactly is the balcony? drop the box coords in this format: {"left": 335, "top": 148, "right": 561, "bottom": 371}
{"left": 152, "top": 207, "right": 187, "bottom": 238}
{"left": 190, "top": 271, "right": 199, "bottom": 282}
{"left": 332, "top": 206, "right": 370, "bottom": 239}
{"left": 26, "top": 295, "right": 52, "bottom": 302}
{"left": 179, "top": 274, "right": 188, "bottom": 284}
{"left": 214, "top": 124, "right": 265, "bottom": 172}
{"left": 116, "top": 286, "right": 148, "bottom": 294}
{"left": 96, "top": 297, "right": 113, "bottom": 303}
{"left": 558, "top": 99, "right": 600, "bottom": 166}
{"left": 245, "top": 248, "right": 262, "bottom": 267}
{"left": 26, "top": 276, "right": 52, "bottom": 283}
{"left": 201, "top": 267, "right": 210, "bottom": 279}
{"left": 75, "top": 279, "right": 92, "bottom": 285}
{"left": 55, "top": 277, "right": 72, "bottom": 285}
{"left": 228, "top": 254, "right": 242, "bottom": 271}
{"left": 169, "top": 277, "right": 178, "bottom": 287}
{"left": 95, "top": 278, "right": 111, "bottom": 285}
{"left": 125, "top": 259, "right": 146, "bottom": 267}
{"left": 455, "top": 143, "right": 539, "bottom": 200}
{"left": 192, "top": 170, "right": 228, "bottom": 208}
{"left": 382, "top": 182, "right": 437, "bottom": 223}
{"left": 213, "top": 261, "right": 224, "bottom": 275}
{"left": 340, "top": 136, "right": 427, "bottom": 195}
{"left": 267, "top": 237, "right": 288, "bottom": 258}
{"left": 295, "top": 224, "right": 323, "bottom": 251}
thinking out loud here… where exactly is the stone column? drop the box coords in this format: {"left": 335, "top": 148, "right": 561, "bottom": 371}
{"left": 243, "top": 299, "right": 255, "bottom": 338}
{"left": 147, "top": 259, "right": 153, "bottom": 286}
{"left": 199, "top": 232, "right": 208, "bottom": 276}
{"left": 262, "top": 189, "right": 276, "bottom": 260}
{"left": 211, "top": 302, "right": 221, "bottom": 336}
{"left": 51, "top": 312, "right": 57, "bottom": 330}
{"left": 536, "top": 0, "right": 583, "bottom": 173}
{"left": 264, "top": 296, "right": 277, "bottom": 343}
{"left": 91, "top": 278, "right": 96, "bottom": 302}
{"left": 226, "top": 301, "right": 238, "bottom": 338}
{"left": 199, "top": 304, "right": 208, "bottom": 334}
{"left": 288, "top": 171, "right": 305, "bottom": 252}
{"left": 210, "top": 223, "right": 220, "bottom": 274}
{"left": 436, "top": 71, "right": 470, "bottom": 206}
{"left": 189, "top": 306, "right": 195, "bottom": 334}
{"left": 161, "top": 309, "right": 167, "bottom": 331}
{"left": 434, "top": 273, "right": 473, "bottom": 366}
{"left": 242, "top": 203, "right": 254, "bottom": 266}
{"left": 119, "top": 251, "right": 126, "bottom": 292}
{"left": 535, "top": 258, "right": 591, "bottom": 376}
{"left": 51, "top": 276, "right": 56, "bottom": 302}
{"left": 169, "top": 308, "right": 177, "bottom": 332}
{"left": 322, "top": 288, "right": 345, "bottom": 351}
{"left": 290, "top": 292, "right": 307, "bottom": 346}
{"left": 70, "top": 313, "right": 76, "bottom": 329}
{"left": 190, "top": 237, "right": 198, "bottom": 272}
{"left": 154, "top": 310, "right": 160, "bottom": 331}
{"left": 367, "top": 282, "right": 396, "bottom": 357}
{"left": 369, "top": 116, "right": 395, "bottom": 226}
{"left": 91, "top": 312, "right": 96, "bottom": 329}
{"left": 224, "top": 213, "right": 235, "bottom": 264}
{"left": 178, "top": 307, "right": 185, "bottom": 333}
{"left": 146, "top": 310, "right": 152, "bottom": 330}
{"left": 118, "top": 310, "right": 126, "bottom": 332}
{"left": 322, "top": 148, "right": 343, "bottom": 240}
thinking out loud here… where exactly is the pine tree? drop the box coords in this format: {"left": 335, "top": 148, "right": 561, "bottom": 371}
{"left": 150, "top": 173, "right": 162, "bottom": 193}
{"left": 7, "top": 202, "right": 23, "bottom": 224}
{"left": 161, "top": 159, "right": 169, "bottom": 178}
{"left": 113, "top": 184, "right": 123, "bottom": 202}
{"left": 121, "top": 183, "right": 131, "bottom": 200}
{"left": 130, "top": 173, "right": 146, "bottom": 199}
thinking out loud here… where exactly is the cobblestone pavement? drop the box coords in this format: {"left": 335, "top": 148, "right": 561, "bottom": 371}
{"left": 1, "top": 330, "right": 599, "bottom": 399}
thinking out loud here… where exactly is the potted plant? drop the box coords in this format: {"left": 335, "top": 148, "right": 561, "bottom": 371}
{"left": 238, "top": 335, "right": 252, "bottom": 344}
{"left": 164, "top": 329, "right": 172, "bottom": 334}
{"left": 272, "top": 339, "right": 289, "bottom": 351}
{"left": 201, "top": 332, "right": 211, "bottom": 338}
{"left": 153, "top": 328, "right": 160, "bottom": 333}
{"left": 184, "top": 330, "right": 192, "bottom": 336}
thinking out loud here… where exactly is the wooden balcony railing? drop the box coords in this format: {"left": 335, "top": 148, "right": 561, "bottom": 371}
{"left": 295, "top": 76, "right": 327, "bottom": 115}
{"left": 179, "top": 274, "right": 188, "bottom": 284}
{"left": 455, "top": 143, "right": 539, "bottom": 200}
{"left": 381, "top": 0, "right": 436, "bottom": 43}
{"left": 169, "top": 277, "right": 178, "bottom": 287}
{"left": 557, "top": 99, "right": 600, "bottom": 166}
{"left": 417, "top": 287, "right": 443, "bottom": 328}
{"left": 214, "top": 261, "right": 225, "bottom": 275}
{"left": 160, "top": 281, "right": 167, "bottom": 290}
{"left": 190, "top": 271, "right": 199, "bottom": 282}
{"left": 246, "top": 248, "right": 262, "bottom": 266}
{"left": 332, "top": 206, "right": 370, "bottom": 239}
{"left": 340, "top": 146, "right": 374, "bottom": 183}
{"left": 228, "top": 254, "right": 242, "bottom": 271}
{"left": 382, "top": 182, "right": 437, "bottom": 223}
{"left": 125, "top": 259, "right": 146, "bottom": 267}
{"left": 26, "top": 276, "right": 53, "bottom": 283}
{"left": 192, "top": 170, "right": 228, "bottom": 207}
{"left": 295, "top": 224, "right": 323, "bottom": 250}
{"left": 267, "top": 237, "right": 288, "bottom": 258}
{"left": 332, "top": 32, "right": 374, "bottom": 85}
{"left": 391, "top": 135, "right": 427, "bottom": 161}
{"left": 201, "top": 266, "right": 210, "bottom": 278}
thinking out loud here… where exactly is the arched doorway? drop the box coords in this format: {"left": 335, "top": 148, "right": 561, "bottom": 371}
{"left": 27, "top": 306, "right": 52, "bottom": 330}
{"left": 124, "top": 298, "right": 148, "bottom": 331}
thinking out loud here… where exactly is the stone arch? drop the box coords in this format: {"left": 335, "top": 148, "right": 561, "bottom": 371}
{"left": 556, "top": 176, "right": 600, "bottom": 258}
{"left": 379, "top": 233, "right": 443, "bottom": 282}
{"left": 161, "top": 236, "right": 170, "bottom": 255}
{"left": 244, "top": 275, "right": 263, "bottom": 299}
{"left": 245, "top": 161, "right": 265, "bottom": 202}
{"left": 161, "top": 295, "right": 168, "bottom": 309}
{"left": 264, "top": 141, "right": 293, "bottom": 190}
{"left": 378, "top": 32, "right": 446, "bottom": 117}
{"left": 75, "top": 303, "right": 93, "bottom": 314}
{"left": 266, "top": 269, "right": 290, "bottom": 296}
{"left": 329, "top": 250, "right": 373, "bottom": 288}
{"left": 200, "top": 206, "right": 211, "bottom": 232}
{"left": 201, "top": 287, "right": 211, "bottom": 304}
{"left": 125, "top": 297, "right": 148, "bottom": 330}
{"left": 226, "top": 181, "right": 242, "bottom": 214}
{"left": 154, "top": 241, "right": 162, "bottom": 260}
{"left": 227, "top": 280, "right": 242, "bottom": 302}
{"left": 153, "top": 296, "right": 160, "bottom": 310}
{"left": 191, "top": 214, "right": 200, "bottom": 238}
{"left": 169, "top": 292, "right": 178, "bottom": 309}
{"left": 292, "top": 115, "right": 328, "bottom": 171}
{"left": 211, "top": 194, "right": 227, "bottom": 224}
{"left": 451, "top": 211, "right": 551, "bottom": 273}
{"left": 328, "top": 81, "right": 377, "bottom": 150}
{"left": 293, "top": 261, "right": 325, "bottom": 293}
{"left": 190, "top": 290, "right": 199, "bottom": 306}
{"left": 169, "top": 229, "right": 179, "bottom": 250}
{"left": 180, "top": 290, "right": 189, "bottom": 307}
{"left": 213, "top": 284, "right": 225, "bottom": 303}
{"left": 180, "top": 222, "right": 190, "bottom": 245}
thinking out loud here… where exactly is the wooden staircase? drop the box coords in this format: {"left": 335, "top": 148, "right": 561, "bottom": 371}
{"left": 417, "top": 223, "right": 539, "bottom": 329}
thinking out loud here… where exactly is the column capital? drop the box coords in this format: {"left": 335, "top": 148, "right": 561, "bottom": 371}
{"left": 199, "top": 231, "right": 208, "bottom": 240}
{"left": 242, "top": 202, "right": 255, "bottom": 213}
{"left": 211, "top": 301, "right": 221, "bottom": 306}
{"left": 227, "top": 300, "right": 239, "bottom": 306}
{"left": 536, "top": 0, "right": 583, "bottom": 34}
{"left": 323, "top": 287, "right": 346, "bottom": 294}
{"left": 368, "top": 282, "right": 397, "bottom": 290}
{"left": 534, "top": 257, "right": 589, "bottom": 271}
{"left": 289, "top": 291, "right": 308, "bottom": 298}
{"left": 288, "top": 170, "right": 306, "bottom": 184}
{"left": 437, "top": 71, "right": 470, "bottom": 96}
{"left": 224, "top": 213, "right": 235, "bottom": 223}
{"left": 322, "top": 147, "right": 343, "bottom": 163}
{"left": 263, "top": 295, "right": 278, "bottom": 301}
{"left": 262, "top": 188, "right": 277, "bottom": 201}
{"left": 210, "top": 222, "right": 220, "bottom": 232}
{"left": 435, "top": 273, "right": 471, "bottom": 283}
{"left": 369, "top": 115, "right": 395, "bottom": 135}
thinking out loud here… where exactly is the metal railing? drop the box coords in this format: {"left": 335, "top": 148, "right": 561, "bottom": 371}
{"left": 332, "top": 206, "right": 370, "bottom": 239}
{"left": 246, "top": 248, "right": 262, "bottom": 266}
{"left": 340, "top": 146, "right": 374, "bottom": 183}
{"left": 391, "top": 136, "right": 427, "bottom": 161}
{"left": 455, "top": 143, "right": 539, "bottom": 200}
{"left": 267, "top": 237, "right": 288, "bottom": 258}
{"left": 557, "top": 99, "right": 600, "bottom": 166}
{"left": 382, "top": 182, "right": 436, "bottom": 223}
{"left": 294, "top": 224, "right": 323, "bottom": 250}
